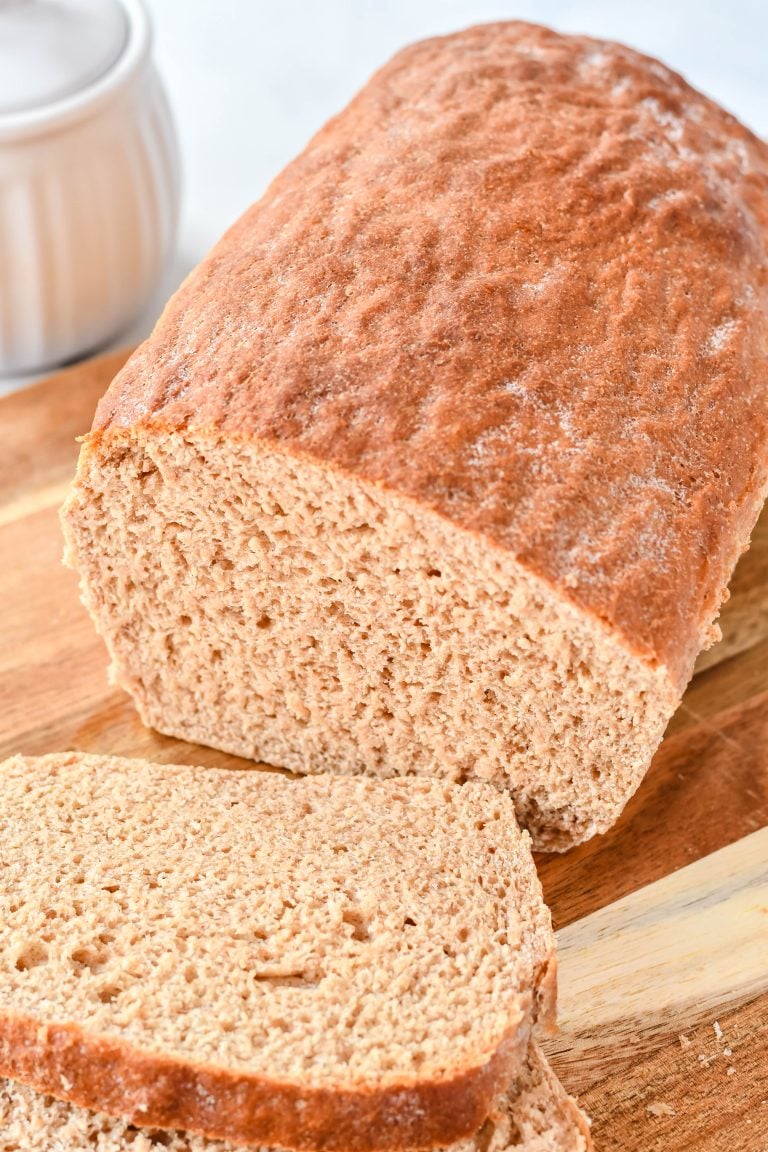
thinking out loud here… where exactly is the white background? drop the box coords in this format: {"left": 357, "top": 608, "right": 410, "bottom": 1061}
{"left": 5, "top": 0, "right": 767, "bottom": 391}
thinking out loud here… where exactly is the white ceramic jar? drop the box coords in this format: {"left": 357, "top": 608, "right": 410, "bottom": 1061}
{"left": 0, "top": 0, "right": 179, "bottom": 374}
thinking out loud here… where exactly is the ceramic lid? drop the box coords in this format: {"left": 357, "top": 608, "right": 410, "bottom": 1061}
{"left": 0, "top": 0, "right": 129, "bottom": 116}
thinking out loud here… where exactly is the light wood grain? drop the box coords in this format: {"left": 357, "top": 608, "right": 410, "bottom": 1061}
{"left": 543, "top": 830, "right": 768, "bottom": 1149}
{"left": 0, "top": 352, "right": 766, "bottom": 1152}
{"left": 545, "top": 828, "right": 768, "bottom": 1082}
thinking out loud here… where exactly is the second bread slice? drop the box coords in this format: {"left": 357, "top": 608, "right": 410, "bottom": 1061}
{"left": 0, "top": 753, "right": 555, "bottom": 1151}
{"left": 0, "top": 1040, "right": 591, "bottom": 1152}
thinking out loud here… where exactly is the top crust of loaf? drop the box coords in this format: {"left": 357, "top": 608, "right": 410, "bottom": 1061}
{"left": 89, "top": 20, "right": 768, "bottom": 691}
{"left": 0, "top": 752, "right": 554, "bottom": 1151}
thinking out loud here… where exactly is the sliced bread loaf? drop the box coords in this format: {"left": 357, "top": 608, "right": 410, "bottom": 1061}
{"left": 61, "top": 21, "right": 768, "bottom": 850}
{"left": 0, "top": 753, "right": 555, "bottom": 1151}
{"left": 0, "top": 1042, "right": 591, "bottom": 1152}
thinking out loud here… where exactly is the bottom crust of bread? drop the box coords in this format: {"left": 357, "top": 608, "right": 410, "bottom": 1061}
{"left": 0, "top": 1041, "right": 591, "bottom": 1152}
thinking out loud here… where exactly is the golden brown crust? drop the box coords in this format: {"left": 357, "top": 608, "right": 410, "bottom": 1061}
{"left": 0, "top": 1011, "right": 532, "bottom": 1151}
{"left": 90, "top": 20, "right": 768, "bottom": 691}
{"left": 533, "top": 954, "right": 558, "bottom": 1037}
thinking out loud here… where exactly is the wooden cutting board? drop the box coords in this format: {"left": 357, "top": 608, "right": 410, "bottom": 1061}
{"left": 1, "top": 351, "right": 767, "bottom": 1151}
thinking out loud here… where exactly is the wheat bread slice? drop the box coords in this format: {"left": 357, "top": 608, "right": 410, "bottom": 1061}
{"left": 0, "top": 1041, "right": 591, "bottom": 1152}
{"left": 0, "top": 753, "right": 555, "bottom": 1151}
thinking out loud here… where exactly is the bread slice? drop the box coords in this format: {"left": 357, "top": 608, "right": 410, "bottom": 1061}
{"left": 61, "top": 21, "right": 768, "bottom": 851}
{"left": 0, "top": 753, "right": 555, "bottom": 1151}
{"left": 0, "top": 1042, "right": 591, "bottom": 1152}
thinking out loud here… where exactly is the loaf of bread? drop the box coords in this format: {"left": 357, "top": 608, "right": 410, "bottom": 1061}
{"left": 0, "top": 1041, "right": 591, "bottom": 1152}
{"left": 61, "top": 21, "right": 768, "bottom": 849}
{"left": 0, "top": 753, "right": 555, "bottom": 1151}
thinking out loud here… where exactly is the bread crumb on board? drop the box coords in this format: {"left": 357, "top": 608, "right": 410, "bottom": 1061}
{"left": 713, "top": 1020, "right": 724, "bottom": 1041}
{"left": 647, "top": 1102, "right": 676, "bottom": 1117}
{"left": 679, "top": 1033, "right": 692, "bottom": 1050}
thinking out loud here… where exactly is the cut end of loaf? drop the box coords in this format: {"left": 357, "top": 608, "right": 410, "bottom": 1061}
{"left": 62, "top": 430, "right": 677, "bottom": 850}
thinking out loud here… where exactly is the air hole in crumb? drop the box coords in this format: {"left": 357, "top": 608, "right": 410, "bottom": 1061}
{"left": 179, "top": 615, "right": 192, "bottom": 626}
{"left": 97, "top": 984, "right": 122, "bottom": 1004}
{"left": 342, "top": 908, "right": 370, "bottom": 942}
{"left": 591, "top": 766, "right": 602, "bottom": 781}
{"left": 404, "top": 917, "right": 417, "bottom": 928}
{"left": 132, "top": 1133, "right": 172, "bottom": 1148}
{"left": 15, "top": 944, "right": 48, "bottom": 971}
{"left": 252, "top": 971, "right": 320, "bottom": 988}
{"left": 426, "top": 568, "right": 442, "bottom": 578}
{"left": 184, "top": 965, "right": 197, "bottom": 984}
{"left": 102, "top": 884, "right": 120, "bottom": 894}
{"left": 256, "top": 614, "right": 273, "bottom": 630}
{"left": 71, "top": 947, "right": 107, "bottom": 972}
{"left": 332, "top": 845, "right": 348, "bottom": 854}
{"left": 457, "top": 927, "right": 469, "bottom": 943}
{"left": 443, "top": 945, "right": 456, "bottom": 959}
